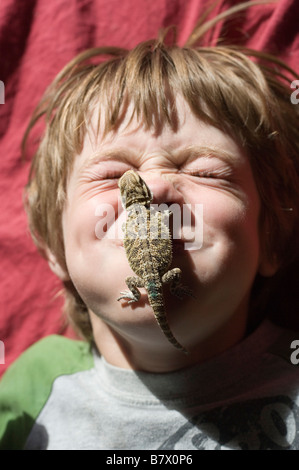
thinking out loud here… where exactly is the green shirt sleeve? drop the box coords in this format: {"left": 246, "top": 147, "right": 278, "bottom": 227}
{"left": 0, "top": 335, "right": 93, "bottom": 450}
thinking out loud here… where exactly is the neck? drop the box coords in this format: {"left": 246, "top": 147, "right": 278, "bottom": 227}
{"left": 89, "top": 307, "right": 248, "bottom": 373}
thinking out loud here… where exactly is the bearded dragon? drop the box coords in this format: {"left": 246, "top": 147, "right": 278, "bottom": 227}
{"left": 117, "top": 169, "right": 193, "bottom": 353}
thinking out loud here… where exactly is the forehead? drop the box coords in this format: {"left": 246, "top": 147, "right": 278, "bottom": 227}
{"left": 80, "top": 96, "right": 247, "bottom": 167}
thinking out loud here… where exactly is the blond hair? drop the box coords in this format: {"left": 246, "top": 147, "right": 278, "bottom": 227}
{"left": 23, "top": 2, "right": 299, "bottom": 338}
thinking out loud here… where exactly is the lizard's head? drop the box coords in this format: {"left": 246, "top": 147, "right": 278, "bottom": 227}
{"left": 118, "top": 170, "right": 153, "bottom": 209}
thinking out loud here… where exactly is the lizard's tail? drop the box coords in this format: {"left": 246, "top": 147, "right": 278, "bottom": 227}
{"left": 147, "top": 287, "right": 188, "bottom": 354}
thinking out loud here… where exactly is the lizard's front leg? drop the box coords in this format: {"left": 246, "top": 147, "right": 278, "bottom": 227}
{"left": 162, "top": 268, "right": 194, "bottom": 299}
{"left": 117, "top": 276, "right": 145, "bottom": 304}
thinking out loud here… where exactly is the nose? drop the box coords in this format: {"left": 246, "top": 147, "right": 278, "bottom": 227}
{"left": 141, "top": 172, "right": 184, "bottom": 207}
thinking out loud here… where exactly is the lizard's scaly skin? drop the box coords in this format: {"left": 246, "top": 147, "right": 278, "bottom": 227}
{"left": 117, "top": 170, "right": 192, "bottom": 353}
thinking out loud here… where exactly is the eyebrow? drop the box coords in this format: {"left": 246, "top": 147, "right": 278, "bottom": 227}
{"left": 81, "top": 144, "right": 238, "bottom": 171}
{"left": 176, "top": 145, "right": 238, "bottom": 165}
{"left": 81, "top": 147, "right": 136, "bottom": 171}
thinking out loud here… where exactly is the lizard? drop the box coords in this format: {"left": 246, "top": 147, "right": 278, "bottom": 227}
{"left": 117, "top": 169, "right": 193, "bottom": 354}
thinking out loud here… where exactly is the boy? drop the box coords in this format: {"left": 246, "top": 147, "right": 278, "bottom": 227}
{"left": 0, "top": 6, "right": 299, "bottom": 450}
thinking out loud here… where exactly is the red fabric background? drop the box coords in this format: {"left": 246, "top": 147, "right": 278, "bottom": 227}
{"left": 0, "top": 0, "right": 298, "bottom": 376}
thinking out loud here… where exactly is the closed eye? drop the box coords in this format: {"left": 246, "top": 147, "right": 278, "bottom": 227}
{"left": 183, "top": 168, "right": 233, "bottom": 180}
{"left": 80, "top": 164, "right": 133, "bottom": 183}
{"left": 182, "top": 166, "right": 244, "bottom": 199}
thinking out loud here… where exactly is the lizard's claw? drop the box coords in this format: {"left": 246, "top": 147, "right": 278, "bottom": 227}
{"left": 117, "top": 291, "right": 139, "bottom": 303}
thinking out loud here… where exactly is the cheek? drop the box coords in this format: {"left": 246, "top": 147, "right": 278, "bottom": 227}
{"left": 61, "top": 189, "right": 126, "bottom": 296}
{"left": 63, "top": 190, "right": 122, "bottom": 252}
{"left": 195, "top": 194, "right": 261, "bottom": 282}
{"left": 62, "top": 198, "right": 128, "bottom": 313}
{"left": 209, "top": 202, "right": 258, "bottom": 248}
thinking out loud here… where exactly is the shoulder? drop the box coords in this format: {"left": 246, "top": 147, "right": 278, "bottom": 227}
{"left": 0, "top": 335, "right": 94, "bottom": 450}
{"left": 2, "top": 334, "right": 93, "bottom": 382}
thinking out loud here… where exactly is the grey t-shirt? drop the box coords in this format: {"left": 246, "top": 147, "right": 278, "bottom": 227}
{"left": 1, "top": 320, "right": 299, "bottom": 450}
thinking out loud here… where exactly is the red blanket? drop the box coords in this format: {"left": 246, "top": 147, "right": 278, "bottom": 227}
{"left": 1, "top": 0, "right": 298, "bottom": 375}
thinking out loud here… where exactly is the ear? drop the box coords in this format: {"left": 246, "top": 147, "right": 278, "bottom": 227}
{"left": 258, "top": 237, "right": 279, "bottom": 277}
{"left": 46, "top": 248, "right": 70, "bottom": 282}
{"left": 258, "top": 217, "right": 280, "bottom": 277}
{"left": 258, "top": 255, "right": 279, "bottom": 277}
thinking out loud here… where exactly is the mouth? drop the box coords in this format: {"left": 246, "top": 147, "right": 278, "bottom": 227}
{"left": 117, "top": 236, "right": 191, "bottom": 254}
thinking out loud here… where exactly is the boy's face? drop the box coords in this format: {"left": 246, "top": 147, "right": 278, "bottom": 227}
{"left": 60, "top": 97, "right": 272, "bottom": 365}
